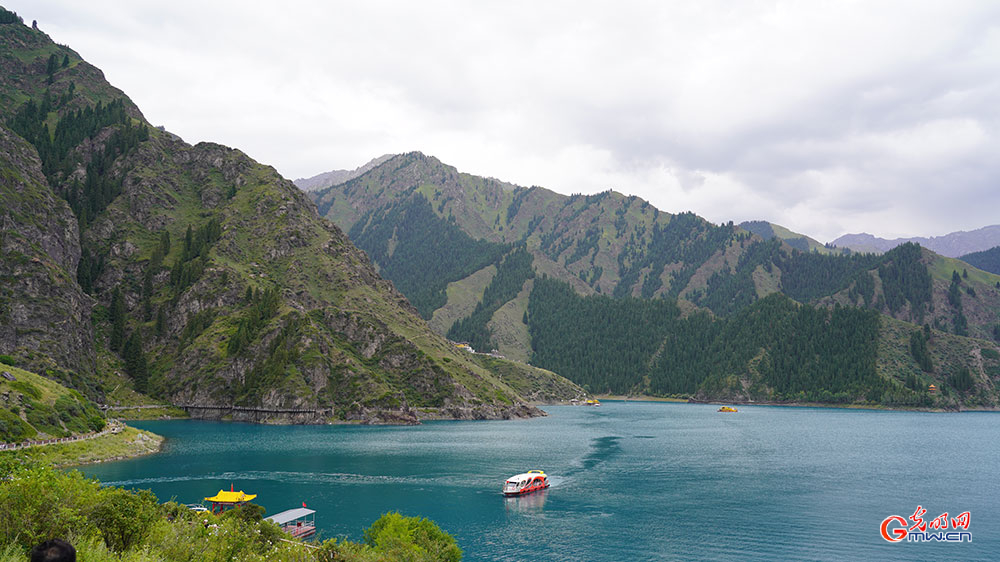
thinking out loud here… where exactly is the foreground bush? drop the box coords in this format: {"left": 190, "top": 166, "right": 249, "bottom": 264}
{"left": 0, "top": 460, "right": 461, "bottom": 561}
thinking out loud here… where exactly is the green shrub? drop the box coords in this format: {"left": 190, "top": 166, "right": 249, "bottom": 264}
{"left": 0, "top": 464, "right": 102, "bottom": 549}
{"left": 25, "top": 402, "right": 68, "bottom": 438}
{"left": 0, "top": 408, "right": 36, "bottom": 442}
{"left": 220, "top": 502, "right": 265, "bottom": 523}
{"left": 363, "top": 512, "right": 462, "bottom": 562}
{"left": 0, "top": 355, "right": 14, "bottom": 366}
{"left": 0, "top": 463, "right": 461, "bottom": 562}
{"left": 9, "top": 380, "right": 40, "bottom": 399}
{"left": 90, "top": 487, "right": 161, "bottom": 552}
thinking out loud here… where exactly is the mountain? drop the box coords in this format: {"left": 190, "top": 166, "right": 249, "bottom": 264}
{"left": 0, "top": 11, "right": 580, "bottom": 426}
{"left": 307, "top": 152, "right": 1000, "bottom": 408}
{"left": 739, "top": 220, "right": 843, "bottom": 255}
{"left": 293, "top": 154, "right": 393, "bottom": 192}
{"left": 831, "top": 225, "right": 1000, "bottom": 257}
{"left": 960, "top": 246, "right": 1000, "bottom": 276}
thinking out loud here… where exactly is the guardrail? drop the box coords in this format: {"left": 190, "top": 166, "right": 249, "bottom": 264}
{"left": 0, "top": 421, "right": 125, "bottom": 451}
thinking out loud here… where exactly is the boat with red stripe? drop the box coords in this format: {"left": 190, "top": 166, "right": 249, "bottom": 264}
{"left": 502, "top": 470, "right": 550, "bottom": 496}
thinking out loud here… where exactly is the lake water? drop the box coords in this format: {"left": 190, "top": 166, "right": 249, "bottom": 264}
{"left": 82, "top": 402, "right": 999, "bottom": 561}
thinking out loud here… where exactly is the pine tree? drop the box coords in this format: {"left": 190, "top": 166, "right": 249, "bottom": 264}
{"left": 159, "top": 230, "right": 171, "bottom": 256}
{"left": 123, "top": 331, "right": 148, "bottom": 393}
{"left": 45, "top": 54, "right": 57, "bottom": 82}
{"left": 155, "top": 306, "right": 167, "bottom": 338}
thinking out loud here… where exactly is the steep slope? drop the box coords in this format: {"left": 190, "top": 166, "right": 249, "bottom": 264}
{"left": 0, "top": 123, "right": 95, "bottom": 378}
{"left": 832, "top": 225, "right": 1000, "bottom": 257}
{"left": 310, "top": 152, "right": 762, "bottom": 348}
{"left": 0, "top": 13, "right": 579, "bottom": 423}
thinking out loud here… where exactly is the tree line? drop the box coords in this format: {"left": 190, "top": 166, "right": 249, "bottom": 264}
{"left": 526, "top": 277, "right": 925, "bottom": 405}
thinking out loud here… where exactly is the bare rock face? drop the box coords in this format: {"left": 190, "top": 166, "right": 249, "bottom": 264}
{"left": 0, "top": 125, "right": 95, "bottom": 375}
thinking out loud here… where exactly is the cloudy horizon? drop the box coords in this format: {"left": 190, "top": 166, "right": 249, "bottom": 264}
{"left": 7, "top": 1, "right": 999, "bottom": 243}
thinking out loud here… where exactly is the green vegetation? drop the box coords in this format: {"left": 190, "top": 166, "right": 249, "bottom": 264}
{"left": 0, "top": 426, "right": 162, "bottom": 467}
{"left": 909, "top": 327, "right": 933, "bottom": 372}
{"left": 614, "top": 213, "right": 735, "bottom": 299}
{"left": 527, "top": 277, "right": 963, "bottom": 405}
{"left": 692, "top": 237, "right": 779, "bottom": 316}
{"left": 350, "top": 195, "right": 509, "bottom": 318}
{"left": 447, "top": 246, "right": 534, "bottom": 351}
{"left": 960, "top": 246, "right": 1000, "bottom": 275}
{"left": 227, "top": 287, "right": 280, "bottom": 357}
{"left": 169, "top": 219, "right": 222, "bottom": 296}
{"left": 0, "top": 7, "right": 21, "bottom": 25}
{"left": 8, "top": 96, "right": 148, "bottom": 229}
{"left": 529, "top": 276, "right": 681, "bottom": 394}
{"left": 0, "top": 461, "right": 462, "bottom": 562}
{"left": 0, "top": 365, "right": 105, "bottom": 443}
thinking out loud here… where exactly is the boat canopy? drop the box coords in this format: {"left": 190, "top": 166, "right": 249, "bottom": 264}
{"left": 204, "top": 490, "right": 257, "bottom": 503}
{"left": 506, "top": 471, "right": 546, "bottom": 483}
{"left": 266, "top": 507, "right": 316, "bottom": 526}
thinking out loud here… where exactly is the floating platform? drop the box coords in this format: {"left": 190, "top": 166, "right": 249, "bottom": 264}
{"left": 266, "top": 507, "right": 316, "bottom": 539}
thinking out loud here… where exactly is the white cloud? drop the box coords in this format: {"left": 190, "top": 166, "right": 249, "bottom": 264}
{"left": 7, "top": 0, "right": 1000, "bottom": 242}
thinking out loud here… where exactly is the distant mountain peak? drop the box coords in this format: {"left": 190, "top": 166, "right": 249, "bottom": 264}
{"left": 831, "top": 225, "right": 1000, "bottom": 257}
{"left": 293, "top": 154, "right": 396, "bottom": 192}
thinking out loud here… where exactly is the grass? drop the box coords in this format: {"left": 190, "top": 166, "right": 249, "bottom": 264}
{"left": 485, "top": 279, "right": 533, "bottom": 363}
{"left": 428, "top": 265, "right": 495, "bottom": 334}
{"left": 0, "top": 364, "right": 66, "bottom": 404}
{"left": 929, "top": 253, "right": 1000, "bottom": 286}
{"left": 0, "top": 425, "right": 162, "bottom": 467}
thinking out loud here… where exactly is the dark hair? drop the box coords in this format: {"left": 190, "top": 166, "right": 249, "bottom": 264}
{"left": 30, "top": 539, "right": 76, "bottom": 562}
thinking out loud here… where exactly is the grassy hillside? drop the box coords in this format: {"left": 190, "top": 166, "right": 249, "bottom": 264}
{"left": 0, "top": 361, "right": 105, "bottom": 442}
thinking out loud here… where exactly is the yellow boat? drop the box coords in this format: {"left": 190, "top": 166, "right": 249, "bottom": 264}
{"left": 718, "top": 406, "right": 738, "bottom": 412}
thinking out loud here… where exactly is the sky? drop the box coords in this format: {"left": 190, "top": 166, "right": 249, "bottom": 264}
{"left": 8, "top": 1, "right": 1000, "bottom": 242}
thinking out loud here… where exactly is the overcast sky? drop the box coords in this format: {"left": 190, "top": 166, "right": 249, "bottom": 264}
{"left": 9, "top": 1, "right": 999, "bottom": 242}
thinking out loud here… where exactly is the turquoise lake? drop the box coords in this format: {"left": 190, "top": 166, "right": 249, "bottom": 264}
{"left": 82, "top": 402, "right": 998, "bottom": 561}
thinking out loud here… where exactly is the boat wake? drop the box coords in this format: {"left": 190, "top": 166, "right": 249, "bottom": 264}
{"left": 564, "top": 435, "right": 622, "bottom": 477}
{"left": 102, "top": 470, "right": 457, "bottom": 488}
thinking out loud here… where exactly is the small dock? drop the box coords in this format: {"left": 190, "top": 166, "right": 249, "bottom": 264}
{"left": 266, "top": 507, "right": 316, "bottom": 539}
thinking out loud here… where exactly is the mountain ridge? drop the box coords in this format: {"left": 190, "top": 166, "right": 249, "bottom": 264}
{"left": 305, "top": 151, "right": 1000, "bottom": 408}
{"left": 832, "top": 225, "right": 1000, "bottom": 257}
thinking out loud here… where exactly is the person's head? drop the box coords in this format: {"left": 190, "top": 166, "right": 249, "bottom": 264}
{"left": 30, "top": 539, "right": 76, "bottom": 562}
